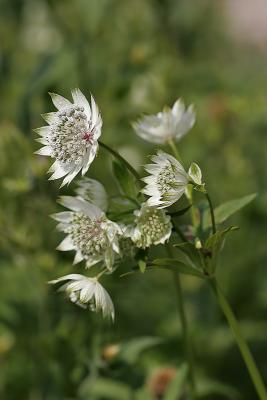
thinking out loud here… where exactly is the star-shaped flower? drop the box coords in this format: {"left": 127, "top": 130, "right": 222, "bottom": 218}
{"left": 35, "top": 89, "right": 102, "bottom": 186}
{"left": 133, "top": 99, "right": 195, "bottom": 144}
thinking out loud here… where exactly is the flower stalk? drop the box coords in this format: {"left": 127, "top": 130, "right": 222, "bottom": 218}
{"left": 99, "top": 140, "right": 140, "bottom": 180}
{"left": 204, "top": 191, "right": 216, "bottom": 234}
{"left": 168, "top": 138, "right": 183, "bottom": 163}
{"left": 173, "top": 270, "right": 197, "bottom": 399}
{"left": 210, "top": 278, "right": 267, "bottom": 400}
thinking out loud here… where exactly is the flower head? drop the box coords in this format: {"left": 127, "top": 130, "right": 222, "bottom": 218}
{"left": 49, "top": 274, "right": 114, "bottom": 320}
{"left": 142, "top": 151, "right": 188, "bottom": 208}
{"left": 76, "top": 177, "right": 108, "bottom": 212}
{"left": 52, "top": 196, "right": 121, "bottom": 270}
{"left": 132, "top": 203, "right": 172, "bottom": 248}
{"left": 35, "top": 89, "right": 102, "bottom": 186}
{"left": 133, "top": 99, "right": 195, "bottom": 144}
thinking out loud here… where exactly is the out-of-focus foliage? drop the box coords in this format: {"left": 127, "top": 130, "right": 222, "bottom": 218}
{"left": 1, "top": 0, "right": 267, "bottom": 399}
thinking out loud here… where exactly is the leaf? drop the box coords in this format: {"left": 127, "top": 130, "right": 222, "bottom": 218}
{"left": 174, "top": 242, "right": 204, "bottom": 270}
{"left": 204, "top": 226, "right": 238, "bottom": 274}
{"left": 79, "top": 377, "right": 131, "bottom": 400}
{"left": 203, "top": 193, "right": 257, "bottom": 229}
{"left": 112, "top": 159, "right": 138, "bottom": 199}
{"left": 198, "top": 378, "right": 240, "bottom": 399}
{"left": 150, "top": 256, "right": 206, "bottom": 278}
{"left": 164, "top": 364, "right": 188, "bottom": 400}
{"left": 169, "top": 204, "right": 192, "bottom": 218}
{"left": 119, "top": 337, "right": 162, "bottom": 364}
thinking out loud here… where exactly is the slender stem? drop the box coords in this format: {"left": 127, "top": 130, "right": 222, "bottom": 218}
{"left": 167, "top": 245, "right": 197, "bottom": 398}
{"left": 99, "top": 140, "right": 140, "bottom": 180}
{"left": 173, "top": 271, "right": 197, "bottom": 398}
{"left": 210, "top": 278, "right": 267, "bottom": 400}
{"left": 168, "top": 138, "right": 183, "bottom": 162}
{"left": 205, "top": 192, "right": 216, "bottom": 234}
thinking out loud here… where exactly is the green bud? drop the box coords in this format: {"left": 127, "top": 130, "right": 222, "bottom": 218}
{"left": 188, "top": 162, "right": 202, "bottom": 186}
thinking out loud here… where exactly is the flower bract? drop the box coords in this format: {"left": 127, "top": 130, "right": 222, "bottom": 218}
{"left": 76, "top": 177, "right": 108, "bottom": 212}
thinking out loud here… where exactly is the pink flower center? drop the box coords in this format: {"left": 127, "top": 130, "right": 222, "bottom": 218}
{"left": 82, "top": 132, "right": 93, "bottom": 144}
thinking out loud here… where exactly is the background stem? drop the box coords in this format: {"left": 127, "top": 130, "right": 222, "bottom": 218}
{"left": 167, "top": 245, "right": 197, "bottom": 398}
{"left": 210, "top": 279, "right": 267, "bottom": 400}
{"left": 173, "top": 270, "right": 197, "bottom": 399}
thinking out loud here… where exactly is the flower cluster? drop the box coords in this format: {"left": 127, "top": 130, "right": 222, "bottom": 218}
{"left": 35, "top": 89, "right": 201, "bottom": 320}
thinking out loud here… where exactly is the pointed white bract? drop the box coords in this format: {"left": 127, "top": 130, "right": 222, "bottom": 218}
{"left": 49, "top": 274, "right": 115, "bottom": 320}
{"left": 76, "top": 177, "right": 108, "bottom": 212}
{"left": 132, "top": 203, "right": 172, "bottom": 249}
{"left": 52, "top": 196, "right": 121, "bottom": 270}
{"left": 142, "top": 151, "right": 188, "bottom": 209}
{"left": 133, "top": 99, "right": 195, "bottom": 144}
{"left": 34, "top": 89, "right": 102, "bottom": 186}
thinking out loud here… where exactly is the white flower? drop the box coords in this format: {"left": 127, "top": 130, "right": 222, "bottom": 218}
{"left": 34, "top": 89, "right": 102, "bottom": 186}
{"left": 142, "top": 151, "right": 188, "bottom": 208}
{"left": 49, "top": 274, "right": 115, "bottom": 320}
{"left": 52, "top": 196, "right": 121, "bottom": 270}
{"left": 133, "top": 99, "right": 195, "bottom": 144}
{"left": 132, "top": 203, "right": 172, "bottom": 249}
{"left": 76, "top": 177, "right": 108, "bottom": 212}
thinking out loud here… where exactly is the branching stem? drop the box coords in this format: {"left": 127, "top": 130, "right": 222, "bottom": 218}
{"left": 210, "top": 278, "right": 267, "bottom": 400}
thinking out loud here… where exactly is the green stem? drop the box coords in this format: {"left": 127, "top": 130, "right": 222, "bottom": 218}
{"left": 173, "top": 271, "right": 197, "bottom": 399}
{"left": 99, "top": 140, "right": 140, "bottom": 180}
{"left": 167, "top": 245, "right": 197, "bottom": 398}
{"left": 210, "top": 278, "right": 267, "bottom": 400}
{"left": 168, "top": 138, "right": 183, "bottom": 162}
{"left": 204, "top": 192, "right": 216, "bottom": 234}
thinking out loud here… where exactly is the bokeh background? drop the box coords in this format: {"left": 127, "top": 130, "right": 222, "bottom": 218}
{"left": 1, "top": 0, "right": 267, "bottom": 399}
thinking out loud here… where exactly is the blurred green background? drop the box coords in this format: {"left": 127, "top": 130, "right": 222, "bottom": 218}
{"left": 1, "top": 0, "right": 267, "bottom": 399}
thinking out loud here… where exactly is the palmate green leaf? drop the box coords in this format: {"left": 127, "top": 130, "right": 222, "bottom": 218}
{"left": 203, "top": 193, "right": 257, "bottom": 229}
{"left": 204, "top": 226, "right": 239, "bottom": 274}
{"left": 150, "top": 256, "right": 206, "bottom": 279}
{"left": 112, "top": 159, "right": 139, "bottom": 199}
{"left": 164, "top": 364, "right": 188, "bottom": 400}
